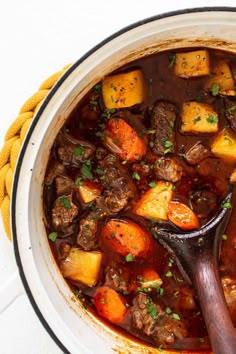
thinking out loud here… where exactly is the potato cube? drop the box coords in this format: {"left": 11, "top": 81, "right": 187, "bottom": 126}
{"left": 77, "top": 180, "right": 101, "bottom": 203}
{"left": 102, "top": 69, "right": 145, "bottom": 109}
{"left": 134, "top": 181, "right": 173, "bottom": 221}
{"left": 175, "top": 50, "right": 210, "bottom": 78}
{"left": 60, "top": 248, "right": 103, "bottom": 287}
{"left": 181, "top": 101, "right": 219, "bottom": 134}
{"left": 206, "top": 61, "right": 235, "bottom": 95}
{"left": 211, "top": 128, "right": 236, "bottom": 162}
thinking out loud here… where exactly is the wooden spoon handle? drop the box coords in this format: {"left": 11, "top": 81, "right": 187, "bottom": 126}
{"left": 192, "top": 254, "right": 236, "bottom": 354}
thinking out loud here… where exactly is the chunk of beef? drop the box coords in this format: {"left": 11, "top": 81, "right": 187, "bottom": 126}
{"left": 57, "top": 131, "right": 95, "bottom": 166}
{"left": 99, "top": 154, "right": 136, "bottom": 213}
{"left": 224, "top": 98, "right": 236, "bottom": 132}
{"left": 150, "top": 101, "right": 177, "bottom": 155}
{"left": 221, "top": 276, "right": 236, "bottom": 324}
{"left": 154, "top": 157, "right": 182, "bottom": 182}
{"left": 45, "top": 160, "right": 66, "bottom": 184}
{"left": 77, "top": 212, "right": 98, "bottom": 250}
{"left": 184, "top": 141, "right": 211, "bottom": 165}
{"left": 52, "top": 194, "right": 78, "bottom": 229}
{"left": 55, "top": 175, "right": 74, "bottom": 195}
{"left": 190, "top": 190, "right": 217, "bottom": 220}
{"left": 105, "top": 264, "right": 130, "bottom": 294}
{"left": 131, "top": 293, "right": 187, "bottom": 346}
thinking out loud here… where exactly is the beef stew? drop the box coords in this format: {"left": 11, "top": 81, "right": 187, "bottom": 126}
{"left": 43, "top": 48, "right": 236, "bottom": 350}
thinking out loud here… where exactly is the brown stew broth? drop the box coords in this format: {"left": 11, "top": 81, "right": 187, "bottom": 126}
{"left": 44, "top": 48, "right": 236, "bottom": 349}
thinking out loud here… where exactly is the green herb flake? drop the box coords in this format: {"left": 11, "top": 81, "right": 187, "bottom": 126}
{"left": 158, "top": 344, "right": 163, "bottom": 352}
{"left": 48, "top": 232, "right": 57, "bottom": 242}
{"left": 199, "top": 338, "right": 205, "bottom": 343}
{"left": 81, "top": 164, "right": 93, "bottom": 180}
{"left": 206, "top": 115, "right": 218, "bottom": 124}
{"left": 138, "top": 128, "right": 146, "bottom": 137}
{"left": 168, "top": 54, "right": 176, "bottom": 68}
{"left": 74, "top": 145, "right": 85, "bottom": 156}
{"left": 75, "top": 177, "right": 83, "bottom": 186}
{"left": 93, "top": 83, "right": 102, "bottom": 94}
{"left": 148, "top": 181, "right": 157, "bottom": 188}
{"left": 147, "top": 303, "right": 158, "bottom": 319}
{"left": 148, "top": 129, "right": 156, "bottom": 134}
{"left": 221, "top": 202, "right": 232, "bottom": 209}
{"left": 222, "top": 234, "right": 228, "bottom": 240}
{"left": 59, "top": 196, "right": 71, "bottom": 209}
{"left": 210, "top": 83, "right": 221, "bottom": 96}
{"left": 193, "top": 116, "right": 201, "bottom": 124}
{"left": 149, "top": 141, "right": 154, "bottom": 148}
{"left": 133, "top": 171, "right": 141, "bottom": 180}
{"left": 125, "top": 253, "right": 134, "bottom": 262}
{"left": 165, "top": 270, "right": 173, "bottom": 278}
{"left": 172, "top": 313, "right": 181, "bottom": 321}
{"left": 165, "top": 307, "right": 172, "bottom": 314}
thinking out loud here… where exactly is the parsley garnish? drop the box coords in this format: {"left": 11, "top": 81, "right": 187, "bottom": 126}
{"left": 133, "top": 171, "right": 141, "bottom": 180}
{"left": 59, "top": 196, "right": 71, "bottom": 209}
{"left": 75, "top": 177, "right": 83, "bottom": 186}
{"left": 48, "top": 232, "right": 57, "bottom": 242}
{"left": 210, "top": 83, "right": 221, "bottom": 96}
{"left": 221, "top": 202, "right": 232, "bottom": 209}
{"left": 81, "top": 164, "right": 93, "bottom": 179}
{"left": 206, "top": 115, "right": 218, "bottom": 124}
{"left": 74, "top": 145, "right": 85, "bottom": 156}
{"left": 125, "top": 253, "right": 134, "bottom": 262}
{"left": 172, "top": 313, "right": 181, "bottom": 320}
{"left": 193, "top": 116, "right": 201, "bottom": 124}
{"left": 168, "top": 54, "right": 176, "bottom": 68}
{"left": 147, "top": 303, "right": 158, "bottom": 319}
{"left": 148, "top": 181, "right": 157, "bottom": 188}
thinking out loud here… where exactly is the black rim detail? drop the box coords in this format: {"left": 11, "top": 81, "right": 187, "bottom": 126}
{"left": 11, "top": 6, "right": 236, "bottom": 353}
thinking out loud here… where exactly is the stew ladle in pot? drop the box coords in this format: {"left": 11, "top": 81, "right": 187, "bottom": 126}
{"left": 151, "top": 190, "right": 236, "bottom": 354}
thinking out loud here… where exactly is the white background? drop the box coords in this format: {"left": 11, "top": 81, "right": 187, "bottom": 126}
{"left": 0, "top": 1, "right": 235, "bottom": 353}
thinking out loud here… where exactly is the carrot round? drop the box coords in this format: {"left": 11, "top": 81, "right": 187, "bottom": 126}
{"left": 104, "top": 118, "right": 147, "bottom": 161}
{"left": 167, "top": 200, "right": 200, "bottom": 230}
{"left": 94, "top": 286, "right": 127, "bottom": 324}
{"left": 100, "top": 219, "right": 151, "bottom": 257}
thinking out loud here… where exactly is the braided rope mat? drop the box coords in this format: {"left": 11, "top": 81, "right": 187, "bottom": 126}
{"left": 0, "top": 64, "right": 71, "bottom": 240}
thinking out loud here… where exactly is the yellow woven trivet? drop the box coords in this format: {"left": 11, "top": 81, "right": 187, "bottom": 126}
{"left": 0, "top": 64, "right": 71, "bottom": 240}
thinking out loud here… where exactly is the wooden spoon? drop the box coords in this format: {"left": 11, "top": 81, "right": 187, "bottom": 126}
{"left": 152, "top": 191, "right": 236, "bottom": 354}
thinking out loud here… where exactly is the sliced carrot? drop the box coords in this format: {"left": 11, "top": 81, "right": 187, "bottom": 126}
{"left": 129, "top": 266, "right": 163, "bottom": 292}
{"left": 104, "top": 118, "right": 147, "bottom": 161}
{"left": 100, "top": 219, "right": 151, "bottom": 258}
{"left": 94, "top": 286, "right": 127, "bottom": 324}
{"left": 167, "top": 201, "right": 200, "bottom": 230}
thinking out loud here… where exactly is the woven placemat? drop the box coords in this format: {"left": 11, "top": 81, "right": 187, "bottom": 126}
{"left": 0, "top": 64, "right": 71, "bottom": 240}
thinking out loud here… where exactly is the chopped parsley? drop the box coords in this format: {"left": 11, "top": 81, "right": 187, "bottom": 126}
{"left": 206, "top": 115, "right": 218, "bottom": 124}
{"left": 172, "top": 313, "right": 181, "bottom": 321}
{"left": 125, "top": 253, "right": 134, "bottom": 262}
{"left": 147, "top": 303, "right": 158, "bottom": 319}
{"left": 75, "top": 177, "right": 83, "bottom": 186}
{"left": 132, "top": 171, "right": 141, "bottom": 180}
{"left": 165, "top": 307, "right": 172, "bottom": 314}
{"left": 222, "top": 234, "right": 228, "bottom": 241}
{"left": 81, "top": 164, "right": 93, "bottom": 179}
{"left": 165, "top": 270, "right": 173, "bottom": 278}
{"left": 163, "top": 140, "right": 173, "bottom": 154}
{"left": 221, "top": 202, "right": 232, "bottom": 209}
{"left": 210, "top": 83, "right": 221, "bottom": 96}
{"left": 148, "top": 181, "right": 157, "bottom": 188}
{"left": 48, "top": 232, "right": 57, "bottom": 242}
{"left": 74, "top": 145, "right": 85, "bottom": 156}
{"left": 168, "top": 54, "right": 176, "bottom": 68}
{"left": 93, "top": 83, "right": 102, "bottom": 94}
{"left": 193, "top": 116, "right": 201, "bottom": 124}
{"left": 59, "top": 196, "right": 71, "bottom": 209}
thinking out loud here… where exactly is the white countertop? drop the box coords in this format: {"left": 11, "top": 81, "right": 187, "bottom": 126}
{"left": 0, "top": 1, "right": 235, "bottom": 353}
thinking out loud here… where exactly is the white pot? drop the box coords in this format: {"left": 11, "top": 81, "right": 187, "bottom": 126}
{"left": 12, "top": 7, "right": 236, "bottom": 354}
